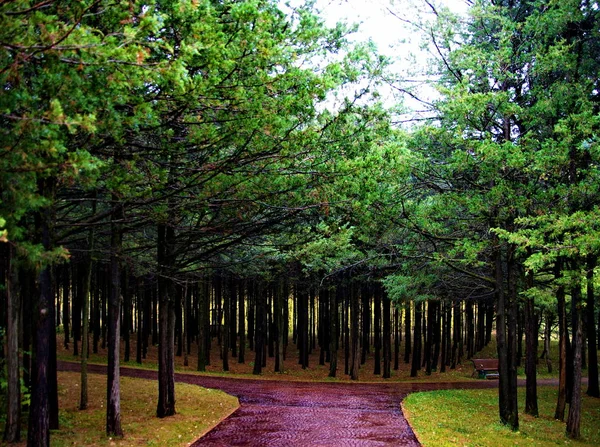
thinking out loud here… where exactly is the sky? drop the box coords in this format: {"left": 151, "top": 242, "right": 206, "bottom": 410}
{"left": 311, "top": 0, "right": 472, "bottom": 121}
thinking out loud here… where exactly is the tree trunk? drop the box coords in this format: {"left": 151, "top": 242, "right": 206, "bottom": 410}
{"left": 394, "top": 307, "right": 400, "bottom": 371}
{"left": 524, "top": 283, "right": 538, "bottom": 416}
{"left": 431, "top": 300, "right": 441, "bottom": 372}
{"left": 238, "top": 280, "right": 246, "bottom": 364}
{"left": 373, "top": 284, "right": 381, "bottom": 375}
{"left": 197, "top": 279, "right": 208, "bottom": 372}
{"left": 106, "top": 196, "right": 123, "bottom": 436}
{"left": 123, "top": 270, "right": 130, "bottom": 363}
{"left": 382, "top": 287, "right": 391, "bottom": 379}
{"left": 350, "top": 285, "right": 360, "bottom": 380}
{"left": 156, "top": 224, "right": 176, "bottom": 418}
{"left": 276, "top": 280, "right": 285, "bottom": 373}
{"left": 495, "top": 240, "right": 511, "bottom": 428}
{"left": 404, "top": 302, "right": 411, "bottom": 364}
{"left": 361, "top": 286, "right": 370, "bottom": 365}
{"left": 3, "top": 245, "right": 21, "bottom": 443}
{"left": 222, "top": 277, "right": 230, "bottom": 372}
{"left": 329, "top": 286, "right": 339, "bottom": 378}
{"left": 555, "top": 261, "right": 568, "bottom": 421}
{"left": 411, "top": 301, "right": 422, "bottom": 377}
{"left": 62, "top": 266, "right": 70, "bottom": 349}
{"left": 28, "top": 264, "right": 52, "bottom": 447}
{"left": 28, "top": 179, "right": 55, "bottom": 447}
{"left": 566, "top": 280, "right": 584, "bottom": 438}
{"left": 505, "top": 249, "right": 519, "bottom": 430}
{"left": 79, "top": 250, "right": 93, "bottom": 410}
{"left": 253, "top": 282, "right": 265, "bottom": 375}
{"left": 586, "top": 255, "right": 599, "bottom": 397}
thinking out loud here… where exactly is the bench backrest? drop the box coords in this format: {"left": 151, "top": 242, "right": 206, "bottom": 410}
{"left": 472, "top": 359, "right": 498, "bottom": 369}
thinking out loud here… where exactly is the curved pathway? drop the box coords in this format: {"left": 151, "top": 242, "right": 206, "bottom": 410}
{"left": 58, "top": 361, "right": 500, "bottom": 446}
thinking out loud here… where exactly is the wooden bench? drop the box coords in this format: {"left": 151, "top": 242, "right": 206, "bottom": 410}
{"left": 471, "top": 358, "right": 499, "bottom": 379}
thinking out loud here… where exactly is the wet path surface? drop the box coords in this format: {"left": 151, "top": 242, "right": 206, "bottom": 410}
{"left": 58, "top": 361, "right": 499, "bottom": 446}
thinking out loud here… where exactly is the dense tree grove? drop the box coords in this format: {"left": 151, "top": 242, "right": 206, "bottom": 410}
{"left": 0, "top": 0, "right": 599, "bottom": 445}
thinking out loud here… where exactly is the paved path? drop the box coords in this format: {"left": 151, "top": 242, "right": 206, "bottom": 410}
{"left": 58, "top": 361, "right": 500, "bottom": 446}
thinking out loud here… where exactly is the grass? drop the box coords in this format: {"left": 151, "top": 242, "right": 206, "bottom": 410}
{"left": 403, "top": 386, "right": 600, "bottom": 447}
{"left": 4, "top": 371, "right": 239, "bottom": 447}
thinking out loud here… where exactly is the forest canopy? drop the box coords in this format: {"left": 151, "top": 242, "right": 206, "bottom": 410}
{"left": 1, "top": 0, "right": 599, "bottom": 445}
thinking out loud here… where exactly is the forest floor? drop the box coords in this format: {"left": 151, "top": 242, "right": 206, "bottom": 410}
{"left": 55, "top": 332, "right": 489, "bottom": 383}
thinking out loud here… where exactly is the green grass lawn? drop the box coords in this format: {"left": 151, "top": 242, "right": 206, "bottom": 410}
{"left": 403, "top": 386, "right": 600, "bottom": 447}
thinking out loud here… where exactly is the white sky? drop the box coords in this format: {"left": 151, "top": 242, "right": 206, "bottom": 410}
{"left": 313, "top": 0, "right": 471, "bottom": 121}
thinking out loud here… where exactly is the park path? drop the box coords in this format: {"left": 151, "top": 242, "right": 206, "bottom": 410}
{"left": 58, "top": 361, "right": 499, "bottom": 446}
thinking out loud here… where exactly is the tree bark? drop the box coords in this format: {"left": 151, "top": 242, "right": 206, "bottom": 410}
{"left": 586, "top": 255, "right": 599, "bottom": 397}
{"left": 524, "top": 278, "right": 538, "bottom": 416}
{"left": 238, "top": 280, "right": 246, "bottom": 364}
{"left": 329, "top": 285, "right": 339, "bottom": 378}
{"left": 253, "top": 282, "right": 265, "bottom": 375}
{"left": 350, "top": 285, "right": 360, "bottom": 380}
{"left": 495, "top": 239, "right": 510, "bottom": 428}
{"left": 106, "top": 195, "right": 123, "bottom": 436}
{"left": 156, "top": 224, "right": 176, "bottom": 418}
{"left": 3, "top": 245, "right": 21, "bottom": 443}
{"left": 555, "top": 260, "right": 568, "bottom": 421}
{"left": 62, "top": 267, "right": 70, "bottom": 349}
{"left": 373, "top": 284, "right": 381, "bottom": 375}
{"left": 382, "top": 287, "right": 391, "bottom": 379}
{"left": 566, "top": 280, "right": 584, "bottom": 438}
{"left": 411, "top": 301, "right": 422, "bottom": 377}
{"left": 404, "top": 302, "right": 411, "bottom": 364}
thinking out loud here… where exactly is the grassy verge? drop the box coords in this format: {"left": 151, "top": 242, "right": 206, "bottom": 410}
{"left": 4, "top": 371, "right": 239, "bottom": 447}
{"left": 403, "top": 386, "right": 600, "bottom": 447}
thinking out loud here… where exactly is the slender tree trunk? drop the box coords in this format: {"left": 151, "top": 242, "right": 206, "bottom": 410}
{"left": 555, "top": 261, "right": 568, "bottom": 421}
{"left": 374, "top": 284, "right": 381, "bottom": 375}
{"left": 28, "top": 200, "right": 54, "bottom": 447}
{"left": 350, "top": 285, "right": 360, "bottom": 380}
{"left": 566, "top": 280, "right": 584, "bottom": 438}
{"left": 319, "top": 288, "right": 328, "bottom": 366}
{"left": 329, "top": 286, "right": 339, "bottom": 378}
{"left": 431, "top": 300, "right": 441, "bottom": 372}
{"left": 230, "top": 279, "right": 237, "bottom": 360}
{"left": 79, "top": 249, "right": 93, "bottom": 410}
{"left": 247, "top": 280, "right": 254, "bottom": 351}
{"left": 253, "top": 282, "right": 265, "bottom": 375}
{"left": 222, "top": 276, "right": 230, "bottom": 372}
{"left": 451, "top": 300, "right": 460, "bottom": 369}
{"left": 524, "top": 271, "right": 538, "bottom": 416}
{"left": 495, "top": 240, "right": 510, "bottom": 428}
{"left": 3, "top": 245, "right": 21, "bottom": 443}
{"left": 197, "top": 279, "right": 208, "bottom": 372}
{"left": 123, "top": 270, "right": 130, "bottom": 363}
{"left": 238, "top": 280, "right": 245, "bottom": 364}
{"left": 465, "top": 301, "right": 474, "bottom": 359}
{"left": 506, "top": 249, "right": 519, "bottom": 430}
{"left": 586, "top": 255, "right": 599, "bottom": 397}
{"left": 361, "top": 286, "right": 370, "bottom": 365}
{"left": 62, "top": 267, "right": 70, "bottom": 349}
{"left": 394, "top": 307, "right": 400, "bottom": 371}
{"left": 404, "top": 302, "right": 411, "bottom": 364}
{"left": 156, "top": 224, "right": 176, "bottom": 418}
{"left": 106, "top": 195, "right": 123, "bottom": 436}
{"left": 382, "top": 288, "right": 391, "bottom": 379}
{"left": 71, "top": 263, "right": 80, "bottom": 357}
{"left": 411, "top": 301, "right": 422, "bottom": 377}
